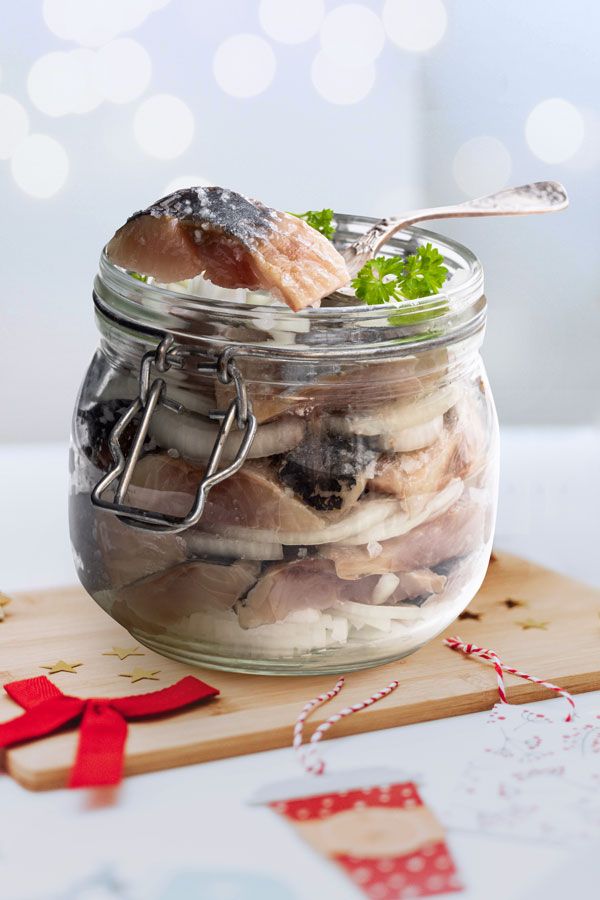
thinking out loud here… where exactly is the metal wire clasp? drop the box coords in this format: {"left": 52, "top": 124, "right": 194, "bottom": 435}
{"left": 91, "top": 335, "right": 257, "bottom": 533}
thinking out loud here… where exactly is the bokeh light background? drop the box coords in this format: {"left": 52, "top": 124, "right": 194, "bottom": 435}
{"left": 1, "top": 0, "right": 598, "bottom": 440}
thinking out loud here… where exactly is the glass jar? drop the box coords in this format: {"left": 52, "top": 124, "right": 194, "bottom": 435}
{"left": 69, "top": 216, "right": 499, "bottom": 675}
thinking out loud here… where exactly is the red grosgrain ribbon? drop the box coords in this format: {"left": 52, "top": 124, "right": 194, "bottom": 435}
{"left": 0, "top": 675, "right": 218, "bottom": 787}
{"left": 444, "top": 636, "right": 575, "bottom": 721}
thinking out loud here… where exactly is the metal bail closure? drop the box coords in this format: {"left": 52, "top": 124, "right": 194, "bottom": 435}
{"left": 91, "top": 335, "right": 258, "bottom": 534}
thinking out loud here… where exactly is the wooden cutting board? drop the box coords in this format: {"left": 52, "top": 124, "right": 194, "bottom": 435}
{"left": 2, "top": 552, "right": 600, "bottom": 791}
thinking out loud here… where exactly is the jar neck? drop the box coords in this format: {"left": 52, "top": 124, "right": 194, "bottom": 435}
{"left": 94, "top": 215, "right": 486, "bottom": 382}
{"left": 96, "top": 301, "right": 485, "bottom": 400}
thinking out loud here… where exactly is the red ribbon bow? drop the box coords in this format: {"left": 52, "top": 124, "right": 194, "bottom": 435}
{"left": 0, "top": 675, "right": 218, "bottom": 787}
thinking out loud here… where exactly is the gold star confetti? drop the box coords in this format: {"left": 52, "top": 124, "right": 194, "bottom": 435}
{"left": 504, "top": 597, "right": 527, "bottom": 609}
{"left": 458, "top": 610, "right": 482, "bottom": 621}
{"left": 119, "top": 668, "right": 160, "bottom": 684}
{"left": 103, "top": 646, "right": 145, "bottom": 661}
{"left": 517, "top": 619, "right": 549, "bottom": 631}
{"left": 41, "top": 660, "right": 83, "bottom": 675}
{"left": 0, "top": 591, "right": 12, "bottom": 621}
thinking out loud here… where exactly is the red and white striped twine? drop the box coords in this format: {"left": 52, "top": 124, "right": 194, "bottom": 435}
{"left": 293, "top": 676, "right": 399, "bottom": 775}
{"left": 293, "top": 637, "right": 574, "bottom": 773}
{"left": 444, "top": 636, "right": 575, "bottom": 721}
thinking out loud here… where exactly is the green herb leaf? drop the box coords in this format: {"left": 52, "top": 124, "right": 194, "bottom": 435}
{"left": 351, "top": 243, "right": 449, "bottom": 323}
{"left": 293, "top": 208, "right": 335, "bottom": 239}
{"left": 399, "top": 243, "right": 448, "bottom": 299}
{"left": 130, "top": 271, "right": 149, "bottom": 283}
{"left": 351, "top": 256, "right": 407, "bottom": 306}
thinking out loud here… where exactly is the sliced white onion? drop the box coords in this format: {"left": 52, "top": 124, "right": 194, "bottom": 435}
{"left": 372, "top": 573, "right": 400, "bottom": 605}
{"left": 339, "top": 478, "right": 463, "bottom": 545}
{"left": 348, "top": 616, "right": 392, "bottom": 634}
{"left": 330, "top": 384, "right": 457, "bottom": 437}
{"left": 187, "top": 532, "right": 283, "bottom": 561}
{"left": 150, "top": 406, "right": 305, "bottom": 462}
{"left": 185, "top": 608, "right": 331, "bottom": 654}
{"left": 375, "top": 415, "right": 443, "bottom": 452}
{"left": 327, "top": 613, "right": 350, "bottom": 644}
{"left": 283, "top": 608, "right": 323, "bottom": 625}
{"left": 161, "top": 274, "right": 250, "bottom": 303}
{"left": 97, "top": 371, "right": 216, "bottom": 418}
{"left": 337, "top": 598, "right": 422, "bottom": 623}
{"left": 367, "top": 540, "right": 383, "bottom": 558}
{"left": 225, "top": 496, "right": 400, "bottom": 547}
{"left": 167, "top": 383, "right": 218, "bottom": 417}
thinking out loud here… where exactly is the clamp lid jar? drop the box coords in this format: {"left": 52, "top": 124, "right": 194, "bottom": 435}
{"left": 69, "top": 216, "right": 498, "bottom": 675}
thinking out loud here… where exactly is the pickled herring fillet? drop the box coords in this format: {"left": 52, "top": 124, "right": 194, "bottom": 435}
{"left": 276, "top": 428, "right": 378, "bottom": 513}
{"left": 95, "top": 514, "right": 187, "bottom": 590}
{"left": 106, "top": 186, "right": 349, "bottom": 311}
{"left": 369, "top": 403, "right": 481, "bottom": 501}
{"left": 237, "top": 558, "right": 445, "bottom": 629}
{"left": 334, "top": 478, "right": 462, "bottom": 546}
{"left": 238, "top": 559, "right": 342, "bottom": 628}
{"left": 111, "top": 559, "right": 260, "bottom": 634}
{"left": 370, "top": 434, "right": 460, "bottom": 501}
{"left": 323, "top": 494, "right": 485, "bottom": 579}
{"left": 224, "top": 480, "right": 459, "bottom": 548}
{"left": 329, "top": 384, "right": 457, "bottom": 443}
{"left": 224, "top": 479, "right": 459, "bottom": 548}
{"left": 225, "top": 494, "right": 400, "bottom": 547}
{"left": 203, "top": 459, "right": 344, "bottom": 533}
{"left": 128, "top": 452, "right": 333, "bottom": 533}
{"left": 127, "top": 452, "right": 203, "bottom": 518}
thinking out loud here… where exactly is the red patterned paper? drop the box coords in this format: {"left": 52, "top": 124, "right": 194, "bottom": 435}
{"left": 271, "top": 781, "right": 462, "bottom": 898}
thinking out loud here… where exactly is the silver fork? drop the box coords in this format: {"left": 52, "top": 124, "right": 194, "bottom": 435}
{"left": 340, "top": 181, "right": 569, "bottom": 280}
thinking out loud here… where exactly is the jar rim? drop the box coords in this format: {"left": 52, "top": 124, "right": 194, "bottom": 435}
{"left": 95, "top": 215, "right": 485, "bottom": 357}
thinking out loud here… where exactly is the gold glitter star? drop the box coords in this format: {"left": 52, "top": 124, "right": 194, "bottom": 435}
{"left": 119, "top": 668, "right": 160, "bottom": 684}
{"left": 0, "top": 591, "right": 12, "bottom": 621}
{"left": 103, "top": 646, "right": 145, "bottom": 661}
{"left": 504, "top": 597, "right": 526, "bottom": 609}
{"left": 517, "top": 619, "right": 549, "bottom": 631}
{"left": 41, "top": 660, "right": 83, "bottom": 674}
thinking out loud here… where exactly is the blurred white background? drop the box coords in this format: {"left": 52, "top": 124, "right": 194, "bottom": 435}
{"left": 1, "top": 0, "right": 599, "bottom": 441}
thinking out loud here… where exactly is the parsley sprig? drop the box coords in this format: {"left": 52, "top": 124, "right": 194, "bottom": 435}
{"left": 352, "top": 244, "right": 448, "bottom": 305}
{"left": 293, "top": 208, "right": 335, "bottom": 239}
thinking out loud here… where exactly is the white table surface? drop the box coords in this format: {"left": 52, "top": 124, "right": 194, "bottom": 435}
{"left": 1, "top": 428, "right": 600, "bottom": 900}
